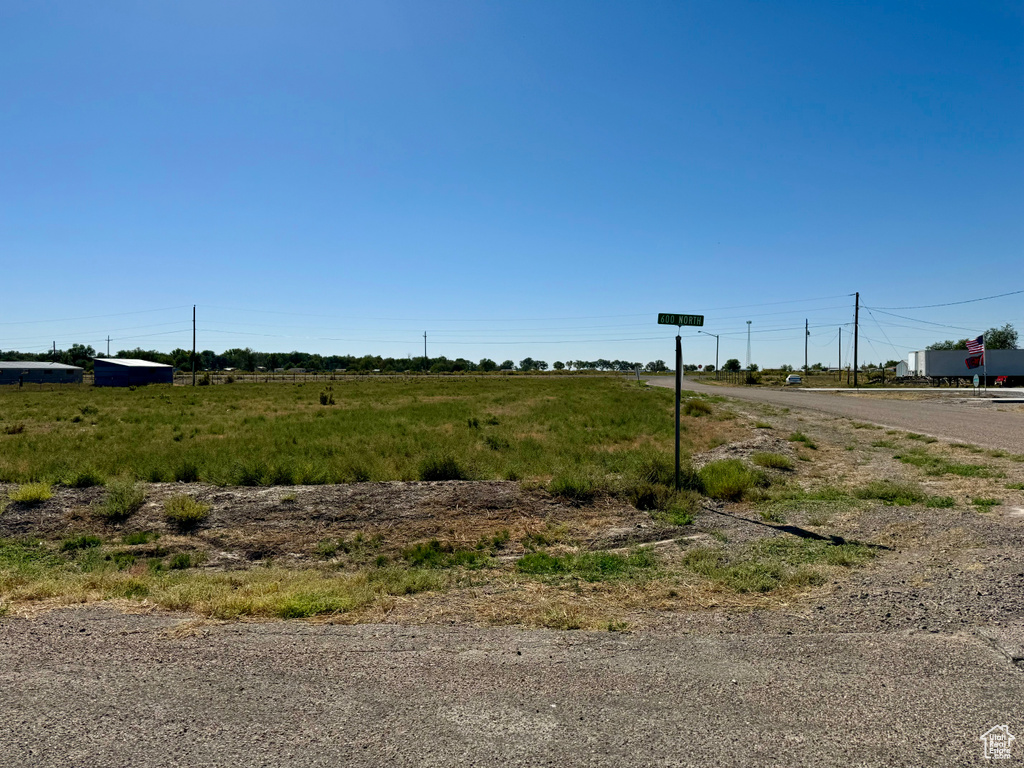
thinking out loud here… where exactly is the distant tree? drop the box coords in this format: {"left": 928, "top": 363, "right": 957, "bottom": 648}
{"left": 926, "top": 323, "right": 1018, "bottom": 351}
{"left": 986, "top": 323, "right": 1018, "bottom": 350}
{"left": 552, "top": 361, "right": 565, "bottom": 370}
{"left": 478, "top": 358, "right": 497, "bottom": 372}
{"left": 748, "top": 363, "right": 759, "bottom": 372}
{"left": 779, "top": 364, "right": 793, "bottom": 372}
{"left": 884, "top": 359, "right": 901, "bottom": 368}
{"left": 703, "top": 364, "right": 715, "bottom": 373}
{"left": 500, "top": 360, "right": 515, "bottom": 370}
{"left": 518, "top": 357, "right": 536, "bottom": 371}
{"left": 645, "top": 360, "right": 668, "bottom": 373}
{"left": 536, "top": 361, "right": 548, "bottom": 371}
{"left": 811, "top": 362, "right": 823, "bottom": 371}
{"left": 723, "top": 359, "right": 742, "bottom": 372}
{"left": 683, "top": 364, "right": 698, "bottom": 372}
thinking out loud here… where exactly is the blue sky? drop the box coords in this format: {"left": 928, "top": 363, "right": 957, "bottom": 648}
{"left": 2, "top": 1, "right": 1021, "bottom": 368}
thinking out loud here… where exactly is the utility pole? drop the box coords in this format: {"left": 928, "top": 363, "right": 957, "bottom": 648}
{"left": 838, "top": 327, "right": 841, "bottom": 383}
{"left": 423, "top": 332, "right": 427, "bottom": 372}
{"left": 804, "top": 319, "right": 809, "bottom": 374}
{"left": 698, "top": 330, "right": 719, "bottom": 379}
{"left": 853, "top": 292, "right": 860, "bottom": 388}
{"left": 192, "top": 305, "right": 196, "bottom": 387}
{"left": 53, "top": 341, "right": 56, "bottom": 361}
{"left": 106, "top": 336, "right": 111, "bottom": 357}
{"left": 746, "top": 321, "right": 752, "bottom": 370}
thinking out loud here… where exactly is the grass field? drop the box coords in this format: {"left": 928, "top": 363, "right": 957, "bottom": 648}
{"left": 0, "top": 378, "right": 735, "bottom": 488}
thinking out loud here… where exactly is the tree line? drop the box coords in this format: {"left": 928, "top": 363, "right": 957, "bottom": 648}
{"left": 0, "top": 344, "right": 674, "bottom": 375}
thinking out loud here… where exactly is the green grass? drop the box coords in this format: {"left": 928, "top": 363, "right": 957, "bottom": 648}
{"left": 163, "top": 495, "right": 211, "bottom": 530}
{"left": 972, "top": 498, "right": 1001, "bottom": 510}
{"left": 8, "top": 483, "right": 53, "bottom": 505}
{"left": 401, "top": 539, "right": 493, "bottom": 569}
{"left": 905, "top": 433, "right": 938, "bottom": 443}
{"left": 698, "top": 459, "right": 770, "bottom": 501}
{"left": 682, "top": 399, "right": 713, "bottom": 417}
{"left": 682, "top": 538, "right": 875, "bottom": 593}
{"left": 1006, "top": 483, "right": 1024, "bottom": 491}
{"left": 751, "top": 452, "right": 794, "bottom": 471}
{"left": 0, "top": 536, "right": 447, "bottom": 619}
{"left": 894, "top": 449, "right": 1000, "bottom": 478}
{"left": 515, "top": 548, "right": 658, "bottom": 582}
{"left": 854, "top": 480, "right": 927, "bottom": 505}
{"left": 0, "top": 379, "right": 729, "bottom": 487}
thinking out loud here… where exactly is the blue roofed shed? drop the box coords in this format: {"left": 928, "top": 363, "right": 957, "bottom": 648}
{"left": 0, "top": 361, "right": 84, "bottom": 385}
{"left": 94, "top": 358, "right": 174, "bottom": 387}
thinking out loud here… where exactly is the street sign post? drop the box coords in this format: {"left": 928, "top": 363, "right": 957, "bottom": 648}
{"left": 659, "top": 312, "right": 704, "bottom": 489}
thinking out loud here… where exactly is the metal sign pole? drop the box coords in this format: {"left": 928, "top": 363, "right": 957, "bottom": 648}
{"left": 675, "top": 331, "right": 681, "bottom": 490}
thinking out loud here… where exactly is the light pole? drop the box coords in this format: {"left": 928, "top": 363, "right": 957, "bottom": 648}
{"left": 698, "top": 330, "right": 719, "bottom": 379}
{"left": 746, "top": 321, "right": 752, "bottom": 370}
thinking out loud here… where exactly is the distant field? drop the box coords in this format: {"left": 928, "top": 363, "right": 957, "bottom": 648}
{"left": 0, "top": 378, "right": 736, "bottom": 486}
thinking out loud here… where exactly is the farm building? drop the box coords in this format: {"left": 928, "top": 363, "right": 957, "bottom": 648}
{"left": 907, "top": 350, "right": 1024, "bottom": 385}
{"left": 0, "top": 361, "right": 84, "bottom": 385}
{"left": 93, "top": 358, "right": 174, "bottom": 387}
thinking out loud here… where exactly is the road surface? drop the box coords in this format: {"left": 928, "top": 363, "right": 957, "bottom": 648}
{"left": 1, "top": 607, "right": 1021, "bottom": 768}
{"left": 647, "top": 377, "right": 1024, "bottom": 453}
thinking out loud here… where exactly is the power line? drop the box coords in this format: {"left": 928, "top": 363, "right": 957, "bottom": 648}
{"left": 872, "top": 288, "right": 1024, "bottom": 310}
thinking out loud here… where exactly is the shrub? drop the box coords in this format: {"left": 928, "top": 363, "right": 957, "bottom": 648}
{"left": 751, "top": 452, "right": 794, "bottom": 471}
{"left": 198, "top": 373, "right": 211, "bottom": 386}
{"left": 123, "top": 531, "right": 159, "bottom": 545}
{"left": 319, "top": 388, "right": 335, "bottom": 405}
{"left": 9, "top": 483, "right": 53, "bottom": 505}
{"left": 418, "top": 455, "right": 468, "bottom": 481}
{"left": 97, "top": 479, "right": 146, "bottom": 523}
{"left": 698, "top": 460, "right": 770, "bottom": 501}
{"left": 164, "top": 495, "right": 210, "bottom": 530}
{"left": 3, "top": 423, "right": 26, "bottom": 435}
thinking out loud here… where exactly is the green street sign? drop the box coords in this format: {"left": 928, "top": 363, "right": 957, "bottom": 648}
{"left": 658, "top": 313, "right": 704, "bottom": 327}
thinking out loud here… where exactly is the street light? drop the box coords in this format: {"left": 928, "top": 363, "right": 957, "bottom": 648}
{"left": 697, "top": 330, "right": 719, "bottom": 378}
{"left": 746, "top": 321, "right": 752, "bottom": 370}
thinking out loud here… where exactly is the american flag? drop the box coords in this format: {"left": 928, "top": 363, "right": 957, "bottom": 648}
{"left": 966, "top": 335, "right": 984, "bottom": 354}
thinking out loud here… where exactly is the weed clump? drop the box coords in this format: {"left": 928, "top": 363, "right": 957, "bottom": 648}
{"left": 788, "top": 432, "right": 817, "bottom": 450}
{"left": 61, "top": 534, "right": 102, "bottom": 552}
{"left": 854, "top": 480, "right": 926, "bottom": 506}
{"left": 698, "top": 460, "right": 770, "bottom": 501}
{"left": 164, "top": 495, "right": 210, "bottom": 530}
{"left": 319, "top": 387, "right": 335, "bottom": 405}
{"left": 683, "top": 399, "right": 713, "bottom": 417}
{"left": 751, "top": 452, "right": 794, "bottom": 471}
{"left": 64, "top": 468, "right": 105, "bottom": 488}
{"left": 9, "top": 483, "right": 53, "bottom": 505}
{"left": 97, "top": 479, "right": 146, "bottom": 523}
{"left": 516, "top": 548, "right": 657, "bottom": 582}
{"left": 418, "top": 455, "right": 468, "bottom": 481}
{"left": 548, "top": 473, "right": 596, "bottom": 504}
{"left": 401, "top": 540, "right": 490, "bottom": 569}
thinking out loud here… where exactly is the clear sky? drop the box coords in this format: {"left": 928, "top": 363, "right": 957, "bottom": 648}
{"left": 2, "top": 1, "right": 1021, "bottom": 368}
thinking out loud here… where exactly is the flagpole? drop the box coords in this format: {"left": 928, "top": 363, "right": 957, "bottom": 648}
{"left": 983, "top": 331, "right": 988, "bottom": 392}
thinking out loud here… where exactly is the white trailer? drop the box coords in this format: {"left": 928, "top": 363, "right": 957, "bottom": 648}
{"left": 907, "top": 350, "right": 1024, "bottom": 382}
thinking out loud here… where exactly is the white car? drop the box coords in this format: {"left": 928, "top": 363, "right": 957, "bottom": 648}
{"left": 785, "top": 374, "right": 802, "bottom": 385}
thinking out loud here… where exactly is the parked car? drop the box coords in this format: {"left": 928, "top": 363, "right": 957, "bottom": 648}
{"left": 785, "top": 374, "right": 802, "bottom": 385}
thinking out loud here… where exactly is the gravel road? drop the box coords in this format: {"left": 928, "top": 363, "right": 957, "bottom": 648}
{"left": 1, "top": 607, "right": 1022, "bottom": 768}
{"left": 647, "top": 378, "right": 1024, "bottom": 453}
